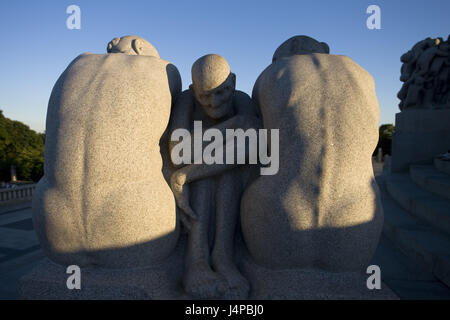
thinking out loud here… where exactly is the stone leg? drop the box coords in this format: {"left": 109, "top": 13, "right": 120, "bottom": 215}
{"left": 212, "top": 168, "right": 250, "bottom": 299}
{"left": 182, "top": 178, "right": 226, "bottom": 299}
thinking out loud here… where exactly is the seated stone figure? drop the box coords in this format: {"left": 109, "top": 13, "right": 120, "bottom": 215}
{"left": 32, "top": 36, "right": 182, "bottom": 269}
{"left": 168, "top": 54, "right": 260, "bottom": 299}
{"left": 241, "top": 35, "right": 383, "bottom": 272}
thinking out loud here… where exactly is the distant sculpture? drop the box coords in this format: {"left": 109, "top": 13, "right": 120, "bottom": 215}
{"left": 32, "top": 35, "right": 182, "bottom": 268}
{"left": 241, "top": 35, "right": 383, "bottom": 271}
{"left": 398, "top": 36, "right": 450, "bottom": 110}
{"left": 168, "top": 54, "right": 260, "bottom": 299}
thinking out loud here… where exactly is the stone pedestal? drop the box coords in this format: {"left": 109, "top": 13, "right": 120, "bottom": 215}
{"left": 19, "top": 236, "right": 187, "bottom": 300}
{"left": 19, "top": 235, "right": 397, "bottom": 300}
{"left": 391, "top": 109, "right": 450, "bottom": 172}
{"left": 240, "top": 256, "right": 397, "bottom": 300}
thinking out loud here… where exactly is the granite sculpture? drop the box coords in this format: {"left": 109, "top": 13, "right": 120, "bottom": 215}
{"left": 241, "top": 35, "right": 384, "bottom": 271}
{"left": 168, "top": 54, "right": 261, "bottom": 299}
{"left": 20, "top": 35, "right": 397, "bottom": 300}
{"left": 32, "top": 35, "right": 182, "bottom": 268}
{"left": 398, "top": 36, "right": 450, "bottom": 110}
{"left": 391, "top": 35, "right": 450, "bottom": 172}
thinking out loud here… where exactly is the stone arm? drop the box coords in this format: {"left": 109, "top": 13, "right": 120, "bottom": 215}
{"left": 169, "top": 91, "right": 261, "bottom": 226}
{"left": 171, "top": 91, "right": 261, "bottom": 177}
{"left": 170, "top": 161, "right": 238, "bottom": 228}
{"left": 168, "top": 91, "right": 261, "bottom": 167}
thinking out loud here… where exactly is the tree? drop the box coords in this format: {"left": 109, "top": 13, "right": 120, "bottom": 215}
{"left": 374, "top": 124, "right": 395, "bottom": 158}
{"left": 0, "top": 110, "right": 45, "bottom": 182}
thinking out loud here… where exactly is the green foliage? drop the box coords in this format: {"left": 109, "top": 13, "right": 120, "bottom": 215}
{"left": 0, "top": 110, "right": 45, "bottom": 182}
{"left": 374, "top": 124, "right": 395, "bottom": 157}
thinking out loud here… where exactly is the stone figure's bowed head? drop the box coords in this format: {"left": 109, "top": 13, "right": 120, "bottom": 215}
{"left": 107, "top": 35, "right": 160, "bottom": 58}
{"left": 190, "top": 54, "right": 236, "bottom": 120}
{"left": 272, "top": 35, "right": 330, "bottom": 62}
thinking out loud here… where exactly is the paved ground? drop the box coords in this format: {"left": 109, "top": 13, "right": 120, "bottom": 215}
{"left": 0, "top": 202, "right": 44, "bottom": 299}
{"left": 0, "top": 161, "right": 449, "bottom": 299}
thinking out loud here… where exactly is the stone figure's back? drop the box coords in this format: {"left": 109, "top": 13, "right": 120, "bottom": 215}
{"left": 241, "top": 53, "right": 383, "bottom": 271}
{"left": 33, "top": 53, "right": 181, "bottom": 268}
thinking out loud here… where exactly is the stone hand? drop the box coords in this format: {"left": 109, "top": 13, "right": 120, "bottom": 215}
{"left": 170, "top": 169, "right": 197, "bottom": 230}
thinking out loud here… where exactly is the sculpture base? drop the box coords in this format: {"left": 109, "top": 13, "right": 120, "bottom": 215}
{"left": 19, "top": 237, "right": 188, "bottom": 300}
{"left": 19, "top": 235, "right": 397, "bottom": 300}
{"left": 391, "top": 109, "right": 450, "bottom": 172}
{"left": 241, "top": 256, "right": 398, "bottom": 300}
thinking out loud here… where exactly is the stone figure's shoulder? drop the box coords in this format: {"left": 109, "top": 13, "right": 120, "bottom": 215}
{"left": 329, "top": 54, "right": 374, "bottom": 81}
{"left": 69, "top": 53, "right": 175, "bottom": 73}
{"left": 174, "top": 89, "right": 194, "bottom": 106}
{"left": 70, "top": 52, "right": 101, "bottom": 63}
{"left": 234, "top": 90, "right": 251, "bottom": 104}
{"left": 145, "top": 57, "right": 181, "bottom": 97}
{"left": 63, "top": 53, "right": 105, "bottom": 72}
{"left": 119, "top": 54, "right": 169, "bottom": 70}
{"left": 234, "top": 90, "right": 260, "bottom": 116}
{"left": 252, "top": 64, "right": 273, "bottom": 100}
{"left": 280, "top": 54, "right": 374, "bottom": 85}
{"left": 78, "top": 54, "right": 180, "bottom": 94}
{"left": 63, "top": 53, "right": 143, "bottom": 76}
{"left": 136, "top": 56, "right": 179, "bottom": 72}
{"left": 53, "top": 53, "right": 107, "bottom": 88}
{"left": 128, "top": 56, "right": 180, "bottom": 78}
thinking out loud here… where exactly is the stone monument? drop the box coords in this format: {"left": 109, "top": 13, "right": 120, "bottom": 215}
{"left": 167, "top": 54, "right": 261, "bottom": 299}
{"left": 241, "top": 35, "right": 384, "bottom": 277}
{"left": 31, "top": 35, "right": 182, "bottom": 268}
{"left": 392, "top": 35, "right": 450, "bottom": 172}
{"left": 20, "top": 35, "right": 396, "bottom": 300}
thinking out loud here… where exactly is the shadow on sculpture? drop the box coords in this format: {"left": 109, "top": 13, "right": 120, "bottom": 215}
{"left": 398, "top": 35, "right": 450, "bottom": 110}
{"left": 391, "top": 35, "right": 450, "bottom": 172}
{"left": 164, "top": 54, "right": 261, "bottom": 299}
{"left": 20, "top": 219, "right": 388, "bottom": 299}
{"left": 32, "top": 35, "right": 181, "bottom": 269}
{"left": 241, "top": 35, "right": 383, "bottom": 272}
{"left": 20, "top": 35, "right": 396, "bottom": 300}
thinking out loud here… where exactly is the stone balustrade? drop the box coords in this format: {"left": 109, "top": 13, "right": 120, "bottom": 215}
{"left": 0, "top": 184, "right": 36, "bottom": 203}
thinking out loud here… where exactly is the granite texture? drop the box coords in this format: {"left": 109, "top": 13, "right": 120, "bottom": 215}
{"left": 241, "top": 256, "right": 398, "bottom": 300}
{"left": 166, "top": 54, "right": 261, "bottom": 299}
{"left": 19, "top": 237, "right": 187, "bottom": 300}
{"left": 32, "top": 36, "right": 182, "bottom": 269}
{"left": 241, "top": 37, "right": 383, "bottom": 271}
{"left": 20, "top": 235, "right": 397, "bottom": 300}
{"left": 272, "top": 35, "right": 330, "bottom": 63}
{"left": 391, "top": 109, "right": 450, "bottom": 172}
{"left": 398, "top": 36, "right": 450, "bottom": 110}
{"left": 23, "top": 35, "right": 391, "bottom": 300}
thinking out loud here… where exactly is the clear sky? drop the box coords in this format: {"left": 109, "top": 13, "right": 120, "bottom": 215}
{"left": 0, "top": 0, "right": 449, "bottom": 133}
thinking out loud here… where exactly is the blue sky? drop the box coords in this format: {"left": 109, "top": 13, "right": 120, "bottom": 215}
{"left": 0, "top": 0, "right": 449, "bottom": 132}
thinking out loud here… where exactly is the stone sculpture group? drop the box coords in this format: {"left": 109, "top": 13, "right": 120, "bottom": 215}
{"left": 391, "top": 35, "right": 450, "bottom": 173}
{"left": 398, "top": 36, "right": 450, "bottom": 110}
{"left": 24, "top": 35, "right": 388, "bottom": 299}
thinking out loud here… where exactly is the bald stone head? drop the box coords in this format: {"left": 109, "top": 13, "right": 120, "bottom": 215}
{"left": 190, "top": 54, "right": 236, "bottom": 119}
{"left": 107, "top": 35, "right": 160, "bottom": 58}
{"left": 272, "top": 35, "right": 329, "bottom": 63}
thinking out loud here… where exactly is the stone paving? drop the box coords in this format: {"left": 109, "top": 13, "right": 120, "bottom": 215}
{"left": 0, "top": 202, "right": 44, "bottom": 299}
